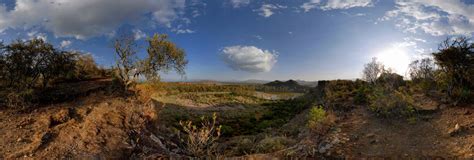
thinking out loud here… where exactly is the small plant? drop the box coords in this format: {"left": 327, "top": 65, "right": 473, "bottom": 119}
{"left": 307, "top": 105, "right": 326, "bottom": 130}
{"left": 178, "top": 113, "right": 222, "bottom": 157}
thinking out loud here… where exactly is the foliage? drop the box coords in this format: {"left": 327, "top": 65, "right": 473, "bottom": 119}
{"left": 376, "top": 69, "right": 405, "bottom": 90}
{"left": 113, "top": 33, "right": 187, "bottom": 91}
{"left": 432, "top": 37, "right": 473, "bottom": 102}
{"left": 73, "top": 53, "right": 107, "bottom": 80}
{"left": 0, "top": 39, "right": 76, "bottom": 90}
{"left": 362, "top": 57, "right": 384, "bottom": 84}
{"left": 254, "top": 136, "right": 295, "bottom": 153}
{"left": 368, "top": 86, "right": 417, "bottom": 118}
{"left": 323, "top": 80, "right": 360, "bottom": 111}
{"left": 307, "top": 106, "right": 326, "bottom": 129}
{"left": 408, "top": 58, "right": 436, "bottom": 83}
{"left": 178, "top": 113, "right": 222, "bottom": 157}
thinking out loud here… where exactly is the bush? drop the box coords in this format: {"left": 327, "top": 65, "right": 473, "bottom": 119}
{"left": 178, "top": 113, "right": 222, "bottom": 157}
{"left": 354, "top": 85, "right": 371, "bottom": 105}
{"left": 307, "top": 106, "right": 326, "bottom": 129}
{"left": 255, "top": 136, "right": 294, "bottom": 153}
{"left": 368, "top": 87, "right": 417, "bottom": 118}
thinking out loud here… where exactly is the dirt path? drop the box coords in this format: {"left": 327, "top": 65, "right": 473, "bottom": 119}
{"left": 326, "top": 106, "right": 474, "bottom": 158}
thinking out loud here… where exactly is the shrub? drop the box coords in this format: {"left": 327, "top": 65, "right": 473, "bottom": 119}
{"left": 178, "top": 113, "right": 222, "bottom": 157}
{"left": 368, "top": 87, "right": 417, "bottom": 118}
{"left": 307, "top": 105, "right": 337, "bottom": 135}
{"left": 354, "top": 85, "right": 371, "bottom": 105}
{"left": 307, "top": 106, "right": 326, "bottom": 129}
{"left": 255, "top": 136, "right": 294, "bottom": 153}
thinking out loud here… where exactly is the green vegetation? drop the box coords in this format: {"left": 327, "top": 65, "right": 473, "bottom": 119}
{"left": 307, "top": 106, "right": 326, "bottom": 129}
{"left": 0, "top": 39, "right": 109, "bottom": 108}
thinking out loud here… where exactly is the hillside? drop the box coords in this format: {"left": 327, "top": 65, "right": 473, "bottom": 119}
{"left": 1, "top": 80, "right": 472, "bottom": 159}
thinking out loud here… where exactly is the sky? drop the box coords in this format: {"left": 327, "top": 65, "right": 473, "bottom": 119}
{"left": 0, "top": 0, "right": 473, "bottom": 81}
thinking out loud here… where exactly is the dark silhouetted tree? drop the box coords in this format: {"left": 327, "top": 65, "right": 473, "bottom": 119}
{"left": 433, "top": 37, "right": 473, "bottom": 98}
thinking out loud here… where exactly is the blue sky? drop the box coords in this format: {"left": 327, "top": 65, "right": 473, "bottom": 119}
{"left": 0, "top": 0, "right": 473, "bottom": 81}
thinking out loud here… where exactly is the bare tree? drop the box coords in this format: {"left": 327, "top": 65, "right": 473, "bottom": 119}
{"left": 362, "top": 57, "right": 384, "bottom": 85}
{"left": 113, "top": 34, "right": 140, "bottom": 91}
{"left": 408, "top": 57, "right": 435, "bottom": 82}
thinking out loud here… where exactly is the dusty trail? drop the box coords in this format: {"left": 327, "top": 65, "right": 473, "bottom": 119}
{"left": 323, "top": 106, "right": 474, "bottom": 158}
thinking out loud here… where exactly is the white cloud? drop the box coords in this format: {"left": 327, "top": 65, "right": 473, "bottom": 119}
{"left": 175, "top": 29, "right": 195, "bottom": 34}
{"left": 60, "top": 40, "right": 72, "bottom": 48}
{"left": 256, "top": 4, "right": 287, "bottom": 18}
{"left": 301, "top": 0, "right": 373, "bottom": 12}
{"left": 301, "top": 0, "right": 321, "bottom": 12}
{"left": 221, "top": 45, "right": 277, "bottom": 72}
{"left": 382, "top": 0, "right": 474, "bottom": 36}
{"left": 229, "top": 0, "right": 250, "bottom": 8}
{"left": 0, "top": 0, "right": 186, "bottom": 39}
{"left": 133, "top": 29, "right": 146, "bottom": 40}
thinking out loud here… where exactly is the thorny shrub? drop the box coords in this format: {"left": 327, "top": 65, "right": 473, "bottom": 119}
{"left": 178, "top": 113, "right": 222, "bottom": 157}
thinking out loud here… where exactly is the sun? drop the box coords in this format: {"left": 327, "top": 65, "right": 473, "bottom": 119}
{"left": 376, "top": 45, "right": 411, "bottom": 76}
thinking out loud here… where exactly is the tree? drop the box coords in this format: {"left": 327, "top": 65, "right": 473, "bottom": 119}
{"left": 363, "top": 57, "right": 384, "bottom": 85}
{"left": 408, "top": 58, "right": 436, "bottom": 82}
{"left": 433, "top": 37, "right": 474, "bottom": 98}
{"left": 0, "top": 42, "right": 6, "bottom": 86}
{"left": 113, "top": 33, "right": 187, "bottom": 91}
{"left": 143, "top": 34, "right": 187, "bottom": 80}
{"left": 74, "top": 53, "right": 102, "bottom": 80}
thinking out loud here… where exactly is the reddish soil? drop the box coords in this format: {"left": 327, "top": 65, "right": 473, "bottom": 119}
{"left": 325, "top": 105, "right": 474, "bottom": 158}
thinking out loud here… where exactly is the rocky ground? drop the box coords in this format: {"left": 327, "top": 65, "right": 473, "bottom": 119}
{"left": 317, "top": 105, "right": 474, "bottom": 158}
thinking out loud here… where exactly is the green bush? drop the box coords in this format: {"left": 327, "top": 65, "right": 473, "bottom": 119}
{"left": 368, "top": 87, "right": 417, "bottom": 118}
{"left": 307, "top": 106, "right": 326, "bottom": 129}
{"left": 354, "top": 85, "right": 371, "bottom": 105}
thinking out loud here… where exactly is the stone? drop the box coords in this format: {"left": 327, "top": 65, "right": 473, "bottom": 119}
{"left": 370, "top": 139, "right": 378, "bottom": 144}
{"left": 449, "top": 123, "right": 464, "bottom": 136}
{"left": 366, "top": 133, "right": 375, "bottom": 138}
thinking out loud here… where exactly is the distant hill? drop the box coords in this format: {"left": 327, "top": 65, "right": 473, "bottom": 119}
{"left": 263, "top": 80, "right": 309, "bottom": 92}
{"left": 294, "top": 80, "right": 318, "bottom": 87}
{"left": 241, "top": 79, "right": 271, "bottom": 84}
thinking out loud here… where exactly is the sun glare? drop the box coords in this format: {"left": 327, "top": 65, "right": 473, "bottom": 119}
{"left": 376, "top": 45, "right": 411, "bottom": 76}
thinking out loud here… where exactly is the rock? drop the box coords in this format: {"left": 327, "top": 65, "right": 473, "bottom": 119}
{"left": 370, "top": 139, "right": 378, "bottom": 144}
{"left": 464, "top": 110, "right": 471, "bottom": 115}
{"left": 17, "top": 138, "right": 23, "bottom": 142}
{"left": 318, "top": 142, "right": 333, "bottom": 154}
{"left": 366, "top": 133, "right": 375, "bottom": 138}
{"left": 449, "top": 123, "right": 464, "bottom": 136}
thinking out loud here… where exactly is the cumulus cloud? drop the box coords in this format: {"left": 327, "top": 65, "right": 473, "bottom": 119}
{"left": 256, "top": 4, "right": 287, "bottom": 18}
{"left": 0, "top": 0, "right": 186, "bottom": 39}
{"left": 229, "top": 0, "right": 250, "bottom": 8}
{"left": 221, "top": 45, "right": 277, "bottom": 72}
{"left": 60, "top": 40, "right": 72, "bottom": 48}
{"left": 382, "top": 0, "right": 474, "bottom": 36}
{"left": 301, "top": 0, "right": 374, "bottom": 12}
